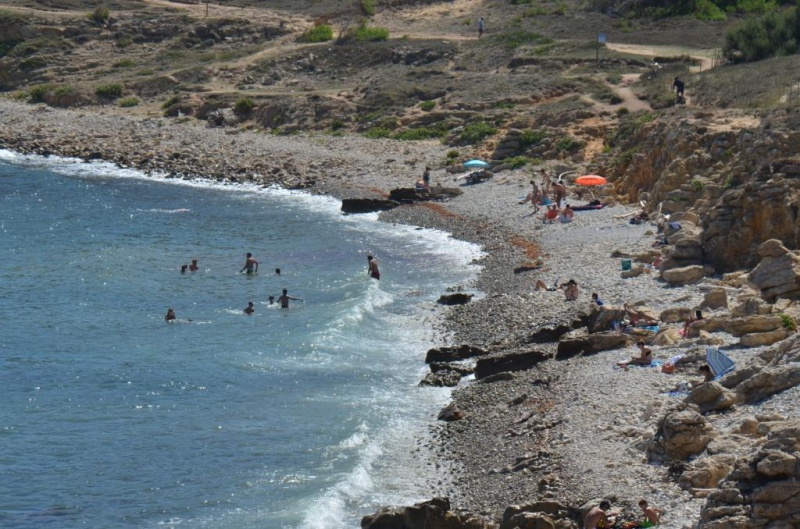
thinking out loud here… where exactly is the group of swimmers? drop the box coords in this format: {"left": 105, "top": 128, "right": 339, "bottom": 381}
{"left": 165, "top": 253, "right": 381, "bottom": 322}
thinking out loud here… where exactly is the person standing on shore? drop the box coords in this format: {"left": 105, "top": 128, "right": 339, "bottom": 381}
{"left": 540, "top": 168, "right": 552, "bottom": 195}
{"left": 477, "top": 17, "right": 485, "bottom": 38}
{"left": 367, "top": 255, "right": 380, "bottom": 280}
{"left": 552, "top": 179, "right": 567, "bottom": 208}
{"left": 422, "top": 166, "right": 431, "bottom": 191}
{"left": 519, "top": 180, "right": 541, "bottom": 213}
{"left": 240, "top": 252, "right": 259, "bottom": 274}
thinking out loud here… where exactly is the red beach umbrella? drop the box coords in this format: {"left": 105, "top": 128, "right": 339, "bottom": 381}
{"left": 575, "top": 175, "right": 608, "bottom": 186}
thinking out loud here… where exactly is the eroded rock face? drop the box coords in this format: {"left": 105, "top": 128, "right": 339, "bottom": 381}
{"left": 748, "top": 239, "right": 800, "bottom": 301}
{"left": 699, "top": 419, "right": 800, "bottom": 529}
{"left": 556, "top": 330, "right": 634, "bottom": 359}
{"left": 474, "top": 349, "right": 550, "bottom": 379}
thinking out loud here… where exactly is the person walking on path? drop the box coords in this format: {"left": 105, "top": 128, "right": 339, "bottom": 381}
{"left": 367, "top": 255, "right": 380, "bottom": 280}
{"left": 477, "top": 17, "right": 485, "bottom": 38}
{"left": 673, "top": 76, "right": 685, "bottom": 103}
{"left": 240, "top": 252, "right": 259, "bottom": 274}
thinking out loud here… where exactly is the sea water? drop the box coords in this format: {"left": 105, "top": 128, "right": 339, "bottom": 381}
{"left": 0, "top": 150, "right": 483, "bottom": 529}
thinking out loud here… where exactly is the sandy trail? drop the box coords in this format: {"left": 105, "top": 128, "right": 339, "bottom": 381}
{"left": 606, "top": 42, "right": 717, "bottom": 72}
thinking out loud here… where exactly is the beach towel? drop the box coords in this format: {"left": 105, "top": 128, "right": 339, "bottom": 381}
{"left": 614, "top": 359, "right": 664, "bottom": 370}
{"left": 706, "top": 347, "right": 735, "bottom": 379}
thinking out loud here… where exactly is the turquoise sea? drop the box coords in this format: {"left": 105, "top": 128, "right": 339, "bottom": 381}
{"left": 0, "top": 150, "right": 482, "bottom": 529}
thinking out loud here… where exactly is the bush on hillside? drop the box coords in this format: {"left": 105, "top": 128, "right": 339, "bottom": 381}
{"left": 96, "top": 83, "right": 123, "bottom": 100}
{"left": 88, "top": 6, "right": 110, "bottom": 25}
{"left": 459, "top": 122, "right": 497, "bottom": 144}
{"left": 353, "top": 25, "right": 389, "bottom": 41}
{"left": 118, "top": 97, "right": 140, "bottom": 108}
{"left": 298, "top": 24, "right": 333, "bottom": 43}
{"left": 234, "top": 97, "right": 255, "bottom": 116}
{"left": 723, "top": 7, "right": 799, "bottom": 62}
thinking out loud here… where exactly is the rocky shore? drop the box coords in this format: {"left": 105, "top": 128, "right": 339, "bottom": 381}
{"left": 3, "top": 99, "right": 800, "bottom": 529}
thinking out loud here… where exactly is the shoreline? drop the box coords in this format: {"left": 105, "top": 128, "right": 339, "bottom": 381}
{"left": 4, "top": 98, "right": 794, "bottom": 528}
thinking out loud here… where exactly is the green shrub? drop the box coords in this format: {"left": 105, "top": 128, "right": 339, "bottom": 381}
{"left": 393, "top": 126, "right": 447, "bottom": 141}
{"left": 18, "top": 56, "right": 46, "bottom": 71}
{"left": 359, "top": 0, "right": 376, "bottom": 16}
{"left": 446, "top": 150, "right": 459, "bottom": 159}
{"left": 299, "top": 24, "right": 333, "bottom": 43}
{"left": 498, "top": 30, "right": 551, "bottom": 50}
{"left": 556, "top": 136, "right": 584, "bottom": 152}
{"left": 28, "top": 84, "right": 54, "bottom": 103}
{"left": 330, "top": 118, "right": 345, "bottom": 131}
{"left": 780, "top": 313, "right": 797, "bottom": 331}
{"left": 354, "top": 25, "right": 389, "bottom": 41}
{"left": 494, "top": 101, "right": 515, "bottom": 109}
{"left": 459, "top": 122, "right": 497, "bottom": 144}
{"left": 115, "top": 36, "right": 132, "bottom": 48}
{"left": 88, "top": 6, "right": 110, "bottom": 25}
{"left": 694, "top": 0, "right": 727, "bottom": 20}
{"left": 162, "top": 95, "right": 180, "bottom": 109}
{"left": 364, "top": 127, "right": 393, "bottom": 139}
{"left": 690, "top": 178, "right": 705, "bottom": 191}
{"left": 234, "top": 96, "right": 255, "bottom": 116}
{"left": 113, "top": 58, "right": 136, "bottom": 68}
{"left": 0, "top": 39, "right": 20, "bottom": 58}
{"left": 95, "top": 83, "right": 123, "bottom": 100}
{"left": 419, "top": 100, "right": 436, "bottom": 111}
{"left": 723, "top": 7, "right": 799, "bottom": 63}
{"left": 507, "top": 156, "right": 531, "bottom": 168}
{"left": 520, "top": 129, "right": 547, "bottom": 149}
{"left": 118, "top": 96, "right": 140, "bottom": 107}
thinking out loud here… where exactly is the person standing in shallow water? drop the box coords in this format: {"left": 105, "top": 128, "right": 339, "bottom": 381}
{"left": 240, "top": 252, "right": 259, "bottom": 274}
{"left": 367, "top": 255, "right": 380, "bottom": 280}
{"left": 277, "top": 289, "right": 302, "bottom": 309}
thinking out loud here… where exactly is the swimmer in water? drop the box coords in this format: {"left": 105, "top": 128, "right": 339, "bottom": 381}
{"left": 165, "top": 308, "right": 176, "bottom": 322}
{"left": 367, "top": 255, "right": 380, "bottom": 280}
{"left": 276, "top": 288, "right": 302, "bottom": 308}
{"left": 244, "top": 301, "right": 255, "bottom": 315}
{"left": 189, "top": 259, "right": 199, "bottom": 272}
{"left": 240, "top": 252, "right": 259, "bottom": 274}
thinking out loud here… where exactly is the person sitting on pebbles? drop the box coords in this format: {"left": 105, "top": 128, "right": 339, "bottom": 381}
{"left": 618, "top": 340, "right": 653, "bottom": 367}
{"left": 623, "top": 303, "right": 658, "bottom": 327}
{"left": 584, "top": 500, "right": 618, "bottom": 529}
{"left": 563, "top": 279, "right": 579, "bottom": 301}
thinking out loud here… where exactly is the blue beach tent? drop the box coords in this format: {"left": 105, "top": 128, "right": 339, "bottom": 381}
{"left": 706, "top": 347, "right": 735, "bottom": 380}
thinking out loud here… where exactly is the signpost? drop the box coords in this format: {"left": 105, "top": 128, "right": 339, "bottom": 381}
{"left": 596, "top": 33, "right": 606, "bottom": 65}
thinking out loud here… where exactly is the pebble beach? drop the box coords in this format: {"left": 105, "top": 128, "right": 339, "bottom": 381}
{"left": 3, "top": 99, "right": 797, "bottom": 528}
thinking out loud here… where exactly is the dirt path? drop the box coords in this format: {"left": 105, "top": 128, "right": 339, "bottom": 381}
{"left": 605, "top": 42, "right": 717, "bottom": 72}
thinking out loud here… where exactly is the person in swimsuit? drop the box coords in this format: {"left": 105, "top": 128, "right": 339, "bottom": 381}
{"left": 240, "top": 252, "right": 259, "bottom": 274}
{"left": 367, "top": 255, "right": 380, "bottom": 280}
{"left": 638, "top": 499, "right": 664, "bottom": 527}
{"left": 584, "top": 500, "right": 617, "bottom": 529}
{"left": 244, "top": 301, "right": 255, "bottom": 315}
{"left": 277, "top": 288, "right": 302, "bottom": 308}
{"left": 189, "top": 259, "right": 199, "bottom": 272}
{"left": 519, "top": 180, "right": 541, "bottom": 213}
{"left": 619, "top": 340, "right": 653, "bottom": 366}
{"left": 165, "top": 308, "right": 176, "bottom": 322}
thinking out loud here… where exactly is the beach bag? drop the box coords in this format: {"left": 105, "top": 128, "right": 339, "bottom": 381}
{"left": 661, "top": 363, "right": 676, "bottom": 374}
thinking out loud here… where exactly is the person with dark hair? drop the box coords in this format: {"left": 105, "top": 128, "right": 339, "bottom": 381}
{"left": 673, "top": 76, "right": 685, "bottom": 104}
{"left": 240, "top": 252, "right": 259, "bottom": 274}
{"left": 244, "top": 301, "right": 255, "bottom": 315}
{"left": 563, "top": 279, "right": 579, "bottom": 301}
{"left": 277, "top": 288, "right": 302, "bottom": 309}
{"left": 165, "top": 308, "right": 176, "bottom": 322}
{"left": 584, "top": 500, "right": 617, "bottom": 529}
{"left": 699, "top": 364, "right": 714, "bottom": 383}
{"left": 367, "top": 255, "right": 380, "bottom": 280}
{"left": 477, "top": 17, "right": 485, "bottom": 38}
{"left": 180, "top": 264, "right": 188, "bottom": 274}
{"left": 422, "top": 166, "right": 431, "bottom": 191}
{"left": 189, "top": 259, "right": 199, "bottom": 272}
{"left": 638, "top": 499, "right": 664, "bottom": 527}
{"left": 591, "top": 292, "right": 604, "bottom": 306}
{"left": 683, "top": 309, "right": 703, "bottom": 335}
